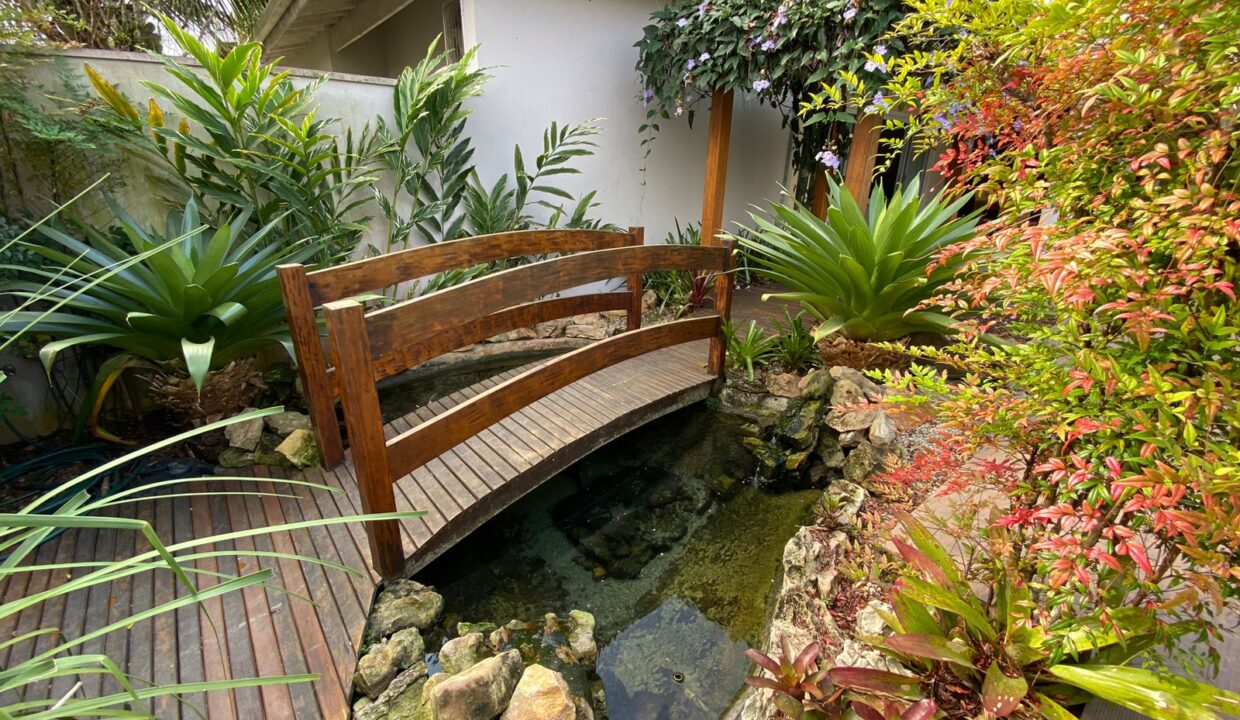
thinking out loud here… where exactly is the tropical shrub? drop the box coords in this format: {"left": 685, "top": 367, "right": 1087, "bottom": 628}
{"left": 810, "top": 0, "right": 1240, "bottom": 669}
{"left": 735, "top": 176, "right": 979, "bottom": 342}
{"left": 643, "top": 221, "right": 715, "bottom": 317}
{"left": 1, "top": 198, "right": 310, "bottom": 436}
{"left": 771, "top": 309, "right": 818, "bottom": 372}
{"left": 724, "top": 319, "right": 777, "bottom": 381}
{"left": 85, "top": 16, "right": 377, "bottom": 263}
{"left": 748, "top": 513, "right": 1240, "bottom": 720}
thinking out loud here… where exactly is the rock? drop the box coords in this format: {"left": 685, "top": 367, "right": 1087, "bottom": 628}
{"left": 355, "top": 628, "right": 426, "bottom": 699}
{"left": 843, "top": 441, "right": 892, "bottom": 484}
{"left": 784, "top": 450, "right": 812, "bottom": 473}
{"left": 353, "top": 697, "right": 371, "bottom": 716}
{"left": 855, "top": 600, "right": 891, "bottom": 638}
{"left": 224, "top": 411, "right": 264, "bottom": 451}
{"left": 821, "top": 480, "right": 867, "bottom": 526}
{"left": 641, "top": 289, "right": 658, "bottom": 313}
{"left": 869, "top": 411, "right": 897, "bottom": 445}
{"left": 355, "top": 662, "right": 430, "bottom": 720}
{"left": 430, "top": 649, "right": 523, "bottom": 720}
{"left": 567, "top": 610, "right": 597, "bottom": 662}
{"left": 797, "top": 368, "right": 835, "bottom": 400}
{"left": 717, "top": 386, "right": 790, "bottom": 427}
{"left": 457, "top": 621, "right": 499, "bottom": 638}
{"left": 501, "top": 664, "right": 576, "bottom": 720}
{"left": 765, "top": 372, "right": 801, "bottom": 398}
{"left": 274, "top": 428, "right": 321, "bottom": 468}
{"left": 252, "top": 433, "right": 293, "bottom": 468}
{"left": 491, "top": 328, "right": 540, "bottom": 342}
{"left": 825, "top": 408, "right": 878, "bottom": 433}
{"left": 369, "top": 580, "right": 444, "bottom": 638}
{"left": 216, "top": 447, "right": 256, "bottom": 468}
{"left": 265, "top": 410, "right": 311, "bottom": 436}
{"left": 564, "top": 323, "right": 608, "bottom": 340}
{"left": 828, "top": 367, "right": 883, "bottom": 404}
{"left": 830, "top": 378, "right": 870, "bottom": 408}
{"left": 439, "top": 632, "right": 491, "bottom": 675}
{"left": 775, "top": 400, "right": 824, "bottom": 450}
{"left": 816, "top": 432, "right": 846, "bottom": 469}
{"left": 838, "top": 429, "right": 867, "bottom": 448}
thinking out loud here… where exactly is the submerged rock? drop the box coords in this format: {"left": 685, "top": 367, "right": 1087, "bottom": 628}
{"left": 430, "top": 649, "right": 523, "bottom": 719}
{"left": 567, "top": 610, "right": 597, "bottom": 663}
{"left": 501, "top": 664, "right": 576, "bottom": 720}
{"left": 369, "top": 580, "right": 444, "bottom": 639}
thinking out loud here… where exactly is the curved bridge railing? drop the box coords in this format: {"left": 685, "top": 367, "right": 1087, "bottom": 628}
{"left": 277, "top": 229, "right": 734, "bottom": 577}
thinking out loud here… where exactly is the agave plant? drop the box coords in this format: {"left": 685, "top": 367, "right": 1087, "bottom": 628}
{"left": 735, "top": 176, "right": 979, "bottom": 342}
{"left": 1, "top": 198, "right": 312, "bottom": 436}
{"left": 751, "top": 511, "right": 1240, "bottom": 719}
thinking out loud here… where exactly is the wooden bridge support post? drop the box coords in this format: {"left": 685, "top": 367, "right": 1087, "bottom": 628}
{"left": 322, "top": 300, "right": 404, "bottom": 579}
{"left": 700, "top": 89, "right": 734, "bottom": 246}
{"left": 626, "top": 226, "right": 644, "bottom": 332}
{"left": 709, "top": 240, "right": 735, "bottom": 377}
{"left": 277, "top": 264, "right": 345, "bottom": 469}
{"left": 843, "top": 114, "right": 882, "bottom": 216}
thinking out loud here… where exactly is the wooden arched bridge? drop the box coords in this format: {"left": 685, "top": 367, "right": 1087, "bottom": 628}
{"left": 0, "top": 229, "right": 734, "bottom": 718}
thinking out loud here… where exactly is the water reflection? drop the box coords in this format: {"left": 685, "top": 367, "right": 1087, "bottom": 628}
{"left": 597, "top": 597, "right": 750, "bottom": 720}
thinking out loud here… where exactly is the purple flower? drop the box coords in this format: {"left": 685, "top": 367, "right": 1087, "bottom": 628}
{"left": 1013, "top": 119, "right": 1024, "bottom": 131}
{"left": 863, "top": 91, "right": 888, "bottom": 115}
{"left": 761, "top": 38, "right": 777, "bottom": 51}
{"left": 699, "top": 52, "right": 711, "bottom": 62}
{"left": 752, "top": 78, "right": 771, "bottom": 92}
{"left": 698, "top": 1, "right": 709, "bottom": 16}
{"left": 772, "top": 3, "right": 789, "bottom": 28}
{"left": 864, "top": 59, "right": 886, "bottom": 73}
{"left": 816, "top": 150, "right": 841, "bottom": 170}
{"left": 642, "top": 88, "right": 655, "bottom": 106}
{"left": 687, "top": 58, "right": 697, "bottom": 70}
{"left": 875, "top": 44, "right": 887, "bottom": 55}
{"left": 677, "top": 17, "right": 689, "bottom": 27}
{"left": 933, "top": 114, "right": 951, "bottom": 130}
{"left": 843, "top": 5, "right": 857, "bottom": 20}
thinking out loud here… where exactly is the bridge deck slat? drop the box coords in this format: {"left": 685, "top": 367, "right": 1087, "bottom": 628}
{"left": 0, "top": 341, "right": 714, "bottom": 719}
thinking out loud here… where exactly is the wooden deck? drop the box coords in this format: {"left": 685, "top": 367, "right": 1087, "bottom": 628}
{"left": 0, "top": 342, "right": 715, "bottom": 719}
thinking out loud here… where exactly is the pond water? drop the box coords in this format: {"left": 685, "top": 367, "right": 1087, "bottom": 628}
{"left": 408, "top": 391, "right": 819, "bottom": 719}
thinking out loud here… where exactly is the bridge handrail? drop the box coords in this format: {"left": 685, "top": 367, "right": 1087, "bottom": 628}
{"left": 319, "top": 241, "right": 734, "bottom": 577}
{"left": 277, "top": 228, "right": 645, "bottom": 468}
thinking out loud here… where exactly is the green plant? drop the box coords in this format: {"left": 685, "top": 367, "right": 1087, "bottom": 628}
{"left": 1, "top": 198, "right": 311, "bottom": 436}
{"left": 644, "top": 220, "right": 715, "bottom": 316}
{"left": 724, "top": 319, "right": 777, "bottom": 381}
{"left": 753, "top": 511, "right": 1240, "bottom": 719}
{"left": 371, "top": 42, "right": 488, "bottom": 254}
{"left": 462, "top": 119, "right": 610, "bottom": 237}
{"left": 735, "top": 176, "right": 979, "bottom": 342}
{"left": 0, "top": 189, "right": 418, "bottom": 717}
{"left": 85, "top": 16, "right": 377, "bottom": 263}
{"left": 11, "top": 0, "right": 263, "bottom": 50}
{"left": 772, "top": 309, "right": 818, "bottom": 372}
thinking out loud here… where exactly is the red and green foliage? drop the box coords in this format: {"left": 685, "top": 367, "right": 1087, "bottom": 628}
{"left": 810, "top": 0, "right": 1239, "bottom": 677}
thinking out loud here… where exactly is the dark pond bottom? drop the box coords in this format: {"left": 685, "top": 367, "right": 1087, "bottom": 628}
{"left": 414, "top": 402, "right": 818, "bottom": 719}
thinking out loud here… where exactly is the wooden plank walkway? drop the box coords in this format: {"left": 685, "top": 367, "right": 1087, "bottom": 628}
{"left": 0, "top": 341, "right": 715, "bottom": 719}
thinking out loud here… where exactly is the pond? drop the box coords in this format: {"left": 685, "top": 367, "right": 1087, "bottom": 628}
{"left": 405, "top": 385, "right": 818, "bottom": 719}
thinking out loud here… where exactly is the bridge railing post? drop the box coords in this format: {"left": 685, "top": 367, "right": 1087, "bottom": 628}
{"left": 277, "top": 264, "right": 345, "bottom": 469}
{"left": 323, "top": 299, "right": 405, "bottom": 579}
{"left": 626, "top": 226, "right": 644, "bottom": 332}
{"left": 709, "top": 240, "right": 735, "bottom": 377}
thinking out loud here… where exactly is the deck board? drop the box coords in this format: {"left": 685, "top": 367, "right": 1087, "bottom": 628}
{"left": 0, "top": 341, "right": 714, "bottom": 718}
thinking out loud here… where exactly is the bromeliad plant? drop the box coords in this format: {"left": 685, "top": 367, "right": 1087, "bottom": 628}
{"left": 736, "top": 176, "right": 979, "bottom": 342}
{"left": 724, "top": 319, "right": 778, "bottom": 381}
{"left": 772, "top": 309, "right": 819, "bottom": 372}
{"left": 1, "top": 198, "right": 310, "bottom": 436}
{"left": 749, "top": 512, "right": 1240, "bottom": 719}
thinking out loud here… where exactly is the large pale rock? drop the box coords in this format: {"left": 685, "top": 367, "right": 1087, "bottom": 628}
{"left": 854, "top": 600, "right": 891, "bottom": 638}
{"left": 838, "top": 429, "right": 867, "bottom": 448}
{"left": 274, "top": 428, "right": 320, "bottom": 468}
{"left": 843, "top": 441, "right": 894, "bottom": 484}
{"left": 825, "top": 408, "right": 878, "bottom": 433}
{"left": 567, "top": 610, "right": 597, "bottom": 662}
{"left": 491, "top": 328, "right": 540, "bottom": 342}
{"left": 439, "top": 632, "right": 491, "bottom": 675}
{"left": 265, "top": 410, "right": 311, "bottom": 436}
{"left": 355, "top": 662, "right": 429, "bottom": 720}
{"left": 828, "top": 366, "right": 884, "bottom": 406}
{"left": 641, "top": 289, "right": 658, "bottom": 313}
{"left": 430, "top": 649, "right": 523, "bottom": 720}
{"left": 501, "top": 665, "right": 576, "bottom": 720}
{"left": 797, "top": 368, "right": 835, "bottom": 400}
{"left": 369, "top": 580, "right": 444, "bottom": 639}
{"left": 821, "top": 479, "right": 867, "bottom": 526}
{"left": 354, "top": 627, "right": 425, "bottom": 699}
{"left": 869, "top": 411, "right": 898, "bottom": 445}
{"left": 564, "top": 323, "right": 609, "bottom": 340}
{"left": 224, "top": 411, "right": 264, "bottom": 451}
{"left": 765, "top": 372, "right": 802, "bottom": 398}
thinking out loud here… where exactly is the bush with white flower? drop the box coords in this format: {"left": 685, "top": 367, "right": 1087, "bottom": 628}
{"left": 635, "top": 0, "right": 904, "bottom": 195}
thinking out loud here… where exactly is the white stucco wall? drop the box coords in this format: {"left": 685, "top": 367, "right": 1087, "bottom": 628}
{"left": 284, "top": 0, "right": 792, "bottom": 245}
